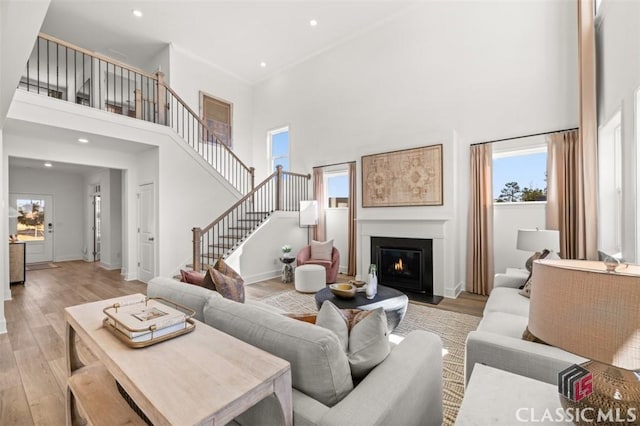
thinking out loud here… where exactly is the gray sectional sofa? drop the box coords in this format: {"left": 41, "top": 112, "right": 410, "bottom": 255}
{"left": 147, "top": 277, "right": 444, "bottom": 426}
{"left": 464, "top": 269, "right": 586, "bottom": 386}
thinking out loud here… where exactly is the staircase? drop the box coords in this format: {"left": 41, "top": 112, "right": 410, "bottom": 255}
{"left": 19, "top": 33, "right": 311, "bottom": 271}
{"left": 192, "top": 166, "right": 310, "bottom": 271}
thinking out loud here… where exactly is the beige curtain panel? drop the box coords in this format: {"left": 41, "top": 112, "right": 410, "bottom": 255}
{"left": 466, "top": 144, "right": 494, "bottom": 295}
{"left": 313, "top": 167, "right": 326, "bottom": 241}
{"left": 347, "top": 162, "right": 357, "bottom": 276}
{"left": 546, "top": 131, "right": 597, "bottom": 260}
{"left": 545, "top": 1, "right": 598, "bottom": 261}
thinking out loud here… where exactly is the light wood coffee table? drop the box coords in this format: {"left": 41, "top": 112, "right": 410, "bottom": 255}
{"left": 65, "top": 293, "right": 292, "bottom": 425}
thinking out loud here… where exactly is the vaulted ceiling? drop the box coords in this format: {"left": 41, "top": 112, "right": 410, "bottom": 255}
{"left": 41, "top": 0, "right": 414, "bottom": 84}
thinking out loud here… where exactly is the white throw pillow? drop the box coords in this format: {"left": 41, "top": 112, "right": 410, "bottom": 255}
{"left": 311, "top": 239, "right": 334, "bottom": 261}
{"left": 316, "top": 301, "right": 390, "bottom": 379}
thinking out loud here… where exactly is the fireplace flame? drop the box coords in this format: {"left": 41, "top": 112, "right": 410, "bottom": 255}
{"left": 393, "top": 258, "right": 404, "bottom": 272}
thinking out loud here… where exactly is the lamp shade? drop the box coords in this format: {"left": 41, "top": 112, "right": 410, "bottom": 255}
{"left": 299, "top": 200, "right": 318, "bottom": 227}
{"left": 516, "top": 228, "right": 560, "bottom": 253}
{"left": 529, "top": 259, "right": 640, "bottom": 369}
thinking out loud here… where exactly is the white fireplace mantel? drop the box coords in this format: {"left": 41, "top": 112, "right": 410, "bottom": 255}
{"left": 358, "top": 218, "right": 453, "bottom": 297}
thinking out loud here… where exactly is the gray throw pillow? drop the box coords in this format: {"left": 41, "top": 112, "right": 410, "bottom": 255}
{"left": 316, "top": 301, "right": 390, "bottom": 379}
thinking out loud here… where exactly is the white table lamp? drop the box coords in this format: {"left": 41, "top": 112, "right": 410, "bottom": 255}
{"left": 299, "top": 200, "right": 318, "bottom": 244}
{"left": 516, "top": 228, "right": 560, "bottom": 271}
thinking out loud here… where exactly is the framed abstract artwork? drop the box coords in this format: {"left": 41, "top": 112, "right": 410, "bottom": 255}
{"left": 361, "top": 144, "right": 443, "bottom": 207}
{"left": 200, "top": 92, "right": 233, "bottom": 148}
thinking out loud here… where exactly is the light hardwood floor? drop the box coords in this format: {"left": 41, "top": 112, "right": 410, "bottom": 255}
{"left": 2, "top": 261, "right": 486, "bottom": 425}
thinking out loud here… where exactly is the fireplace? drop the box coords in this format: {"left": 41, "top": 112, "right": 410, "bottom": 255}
{"left": 370, "top": 237, "right": 433, "bottom": 295}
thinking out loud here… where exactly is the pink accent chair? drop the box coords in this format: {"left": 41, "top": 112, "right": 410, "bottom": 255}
{"left": 296, "top": 245, "right": 340, "bottom": 284}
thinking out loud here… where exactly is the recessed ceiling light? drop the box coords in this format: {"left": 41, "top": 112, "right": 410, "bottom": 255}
{"left": 260, "top": 62, "right": 267, "bottom": 68}
{"left": 132, "top": 9, "right": 143, "bottom": 18}
{"left": 310, "top": 19, "right": 318, "bottom": 27}
{"left": 78, "top": 138, "right": 89, "bottom": 143}
{"left": 44, "top": 162, "right": 52, "bottom": 168}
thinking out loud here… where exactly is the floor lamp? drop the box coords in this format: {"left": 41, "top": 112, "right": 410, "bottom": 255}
{"left": 299, "top": 200, "right": 318, "bottom": 245}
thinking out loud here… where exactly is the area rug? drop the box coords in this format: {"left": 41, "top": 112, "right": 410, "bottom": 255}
{"left": 258, "top": 290, "right": 480, "bottom": 425}
{"left": 25, "top": 262, "right": 59, "bottom": 271}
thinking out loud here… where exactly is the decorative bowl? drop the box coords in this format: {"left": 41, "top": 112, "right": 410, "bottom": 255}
{"left": 329, "top": 283, "right": 356, "bottom": 299}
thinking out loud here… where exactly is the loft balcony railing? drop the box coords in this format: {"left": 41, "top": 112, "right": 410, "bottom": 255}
{"left": 192, "top": 166, "right": 310, "bottom": 271}
{"left": 19, "top": 33, "right": 254, "bottom": 195}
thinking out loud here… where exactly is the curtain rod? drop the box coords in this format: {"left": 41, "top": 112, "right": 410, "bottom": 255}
{"left": 470, "top": 127, "right": 579, "bottom": 146}
{"left": 313, "top": 160, "right": 356, "bottom": 170}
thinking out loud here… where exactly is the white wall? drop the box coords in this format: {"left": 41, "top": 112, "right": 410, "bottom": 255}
{"left": 596, "top": 0, "right": 640, "bottom": 262}
{"left": 325, "top": 208, "right": 348, "bottom": 273}
{"left": 9, "top": 165, "right": 85, "bottom": 262}
{"left": 226, "top": 212, "right": 307, "bottom": 284}
{"left": 169, "top": 44, "right": 254, "bottom": 169}
{"left": 144, "top": 44, "right": 171, "bottom": 83}
{"left": 493, "top": 202, "right": 547, "bottom": 274}
{"left": 0, "top": 0, "right": 50, "bottom": 127}
{"left": 251, "top": 1, "right": 578, "bottom": 294}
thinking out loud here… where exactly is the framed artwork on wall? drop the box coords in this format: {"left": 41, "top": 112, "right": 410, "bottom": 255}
{"left": 361, "top": 144, "right": 443, "bottom": 207}
{"left": 200, "top": 92, "right": 233, "bottom": 148}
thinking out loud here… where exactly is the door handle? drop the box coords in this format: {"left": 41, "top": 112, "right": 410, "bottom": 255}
{"left": 148, "top": 237, "right": 154, "bottom": 241}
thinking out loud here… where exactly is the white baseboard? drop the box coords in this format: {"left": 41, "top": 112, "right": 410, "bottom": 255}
{"left": 243, "top": 269, "right": 281, "bottom": 285}
{"left": 444, "top": 281, "right": 464, "bottom": 299}
{"left": 99, "top": 262, "right": 121, "bottom": 271}
{"left": 54, "top": 255, "right": 84, "bottom": 262}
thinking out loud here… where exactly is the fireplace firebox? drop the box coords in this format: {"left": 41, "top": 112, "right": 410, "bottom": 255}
{"left": 370, "top": 237, "right": 433, "bottom": 295}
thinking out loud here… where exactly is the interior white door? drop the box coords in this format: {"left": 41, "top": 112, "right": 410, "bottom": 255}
{"left": 138, "top": 183, "right": 155, "bottom": 282}
{"left": 9, "top": 194, "right": 54, "bottom": 263}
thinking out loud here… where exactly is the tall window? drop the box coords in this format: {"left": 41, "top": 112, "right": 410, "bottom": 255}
{"left": 269, "top": 127, "right": 289, "bottom": 172}
{"left": 493, "top": 142, "right": 548, "bottom": 203}
{"left": 599, "top": 111, "right": 622, "bottom": 255}
{"left": 325, "top": 172, "right": 349, "bottom": 208}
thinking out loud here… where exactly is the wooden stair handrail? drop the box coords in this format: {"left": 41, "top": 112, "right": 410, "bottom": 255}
{"left": 38, "top": 33, "right": 158, "bottom": 80}
{"left": 160, "top": 82, "right": 254, "bottom": 177}
{"left": 35, "top": 32, "right": 254, "bottom": 192}
{"left": 198, "top": 169, "right": 278, "bottom": 235}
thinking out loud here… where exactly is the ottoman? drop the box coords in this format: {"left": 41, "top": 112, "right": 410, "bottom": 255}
{"left": 294, "top": 264, "right": 326, "bottom": 293}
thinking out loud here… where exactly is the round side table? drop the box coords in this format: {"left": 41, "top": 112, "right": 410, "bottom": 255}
{"left": 280, "top": 256, "right": 296, "bottom": 283}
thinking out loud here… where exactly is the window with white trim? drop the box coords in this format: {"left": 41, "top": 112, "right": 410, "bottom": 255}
{"left": 493, "top": 138, "right": 548, "bottom": 203}
{"left": 268, "top": 127, "right": 289, "bottom": 172}
{"left": 599, "top": 111, "right": 622, "bottom": 256}
{"left": 325, "top": 171, "right": 349, "bottom": 208}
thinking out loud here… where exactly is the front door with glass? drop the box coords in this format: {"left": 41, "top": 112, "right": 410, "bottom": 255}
{"left": 9, "top": 194, "right": 54, "bottom": 263}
